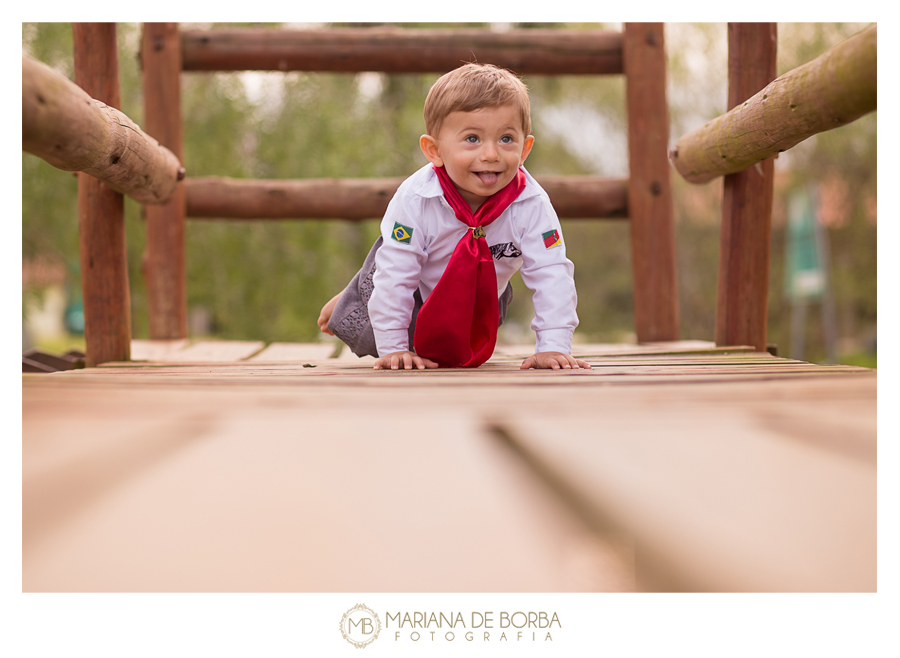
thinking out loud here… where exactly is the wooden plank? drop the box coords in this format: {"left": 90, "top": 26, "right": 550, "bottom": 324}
{"left": 23, "top": 357, "right": 57, "bottom": 373}
{"left": 181, "top": 27, "right": 624, "bottom": 75}
{"left": 23, "top": 401, "right": 631, "bottom": 592}
{"left": 671, "top": 25, "right": 876, "bottom": 184}
{"left": 623, "top": 23, "right": 679, "bottom": 342}
{"left": 495, "top": 401, "right": 876, "bottom": 592}
{"left": 637, "top": 339, "right": 715, "bottom": 350}
{"left": 104, "top": 340, "right": 264, "bottom": 364}
{"left": 85, "top": 354, "right": 778, "bottom": 371}
{"left": 43, "top": 341, "right": 877, "bottom": 392}
{"left": 130, "top": 338, "right": 190, "bottom": 361}
{"left": 24, "top": 365, "right": 876, "bottom": 405}
{"left": 71, "top": 367, "right": 871, "bottom": 382}
{"left": 125, "top": 341, "right": 743, "bottom": 364}
{"left": 72, "top": 24, "right": 132, "bottom": 368}
{"left": 158, "top": 340, "right": 265, "bottom": 362}
{"left": 22, "top": 348, "right": 82, "bottom": 371}
{"left": 716, "top": 23, "right": 778, "bottom": 353}
{"left": 87, "top": 359, "right": 819, "bottom": 375}
{"left": 248, "top": 342, "right": 338, "bottom": 361}
{"left": 142, "top": 22, "right": 188, "bottom": 340}
{"left": 498, "top": 340, "right": 725, "bottom": 359}
{"left": 184, "top": 175, "right": 629, "bottom": 221}
{"left": 336, "top": 347, "right": 376, "bottom": 363}
{"left": 62, "top": 347, "right": 828, "bottom": 369}
{"left": 55, "top": 357, "right": 873, "bottom": 389}
{"left": 22, "top": 364, "right": 875, "bottom": 592}
{"left": 575, "top": 343, "right": 745, "bottom": 358}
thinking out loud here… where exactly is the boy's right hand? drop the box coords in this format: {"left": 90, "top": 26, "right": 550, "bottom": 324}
{"left": 373, "top": 351, "right": 439, "bottom": 370}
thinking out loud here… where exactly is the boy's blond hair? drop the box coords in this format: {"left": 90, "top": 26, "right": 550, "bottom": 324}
{"left": 423, "top": 63, "right": 532, "bottom": 138}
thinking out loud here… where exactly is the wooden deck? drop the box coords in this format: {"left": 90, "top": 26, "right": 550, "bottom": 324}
{"left": 22, "top": 340, "right": 876, "bottom": 592}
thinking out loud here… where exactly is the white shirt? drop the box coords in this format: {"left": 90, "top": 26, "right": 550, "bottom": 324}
{"left": 368, "top": 164, "right": 579, "bottom": 356}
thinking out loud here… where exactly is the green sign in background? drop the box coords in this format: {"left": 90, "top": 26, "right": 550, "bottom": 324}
{"left": 785, "top": 190, "right": 825, "bottom": 301}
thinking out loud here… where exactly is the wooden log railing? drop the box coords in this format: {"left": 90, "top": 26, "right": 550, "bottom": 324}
{"left": 671, "top": 24, "right": 876, "bottom": 185}
{"left": 22, "top": 54, "right": 184, "bottom": 205}
{"left": 181, "top": 27, "right": 624, "bottom": 74}
{"left": 184, "top": 175, "right": 629, "bottom": 221}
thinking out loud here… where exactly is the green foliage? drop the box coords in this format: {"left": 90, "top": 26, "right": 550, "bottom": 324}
{"left": 22, "top": 22, "right": 876, "bottom": 360}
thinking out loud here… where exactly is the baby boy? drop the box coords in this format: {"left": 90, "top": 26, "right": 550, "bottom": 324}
{"left": 318, "top": 63, "right": 590, "bottom": 371}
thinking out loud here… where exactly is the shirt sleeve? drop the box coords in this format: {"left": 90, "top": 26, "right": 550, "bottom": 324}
{"left": 368, "top": 191, "right": 428, "bottom": 356}
{"left": 516, "top": 195, "right": 579, "bottom": 354}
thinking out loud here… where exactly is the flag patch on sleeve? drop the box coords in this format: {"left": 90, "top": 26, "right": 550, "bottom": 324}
{"left": 542, "top": 229, "right": 562, "bottom": 249}
{"left": 392, "top": 222, "right": 414, "bottom": 244}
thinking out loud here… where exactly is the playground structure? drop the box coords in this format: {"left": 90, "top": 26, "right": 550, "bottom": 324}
{"left": 21, "top": 23, "right": 877, "bottom": 593}
{"left": 22, "top": 23, "right": 876, "bottom": 367}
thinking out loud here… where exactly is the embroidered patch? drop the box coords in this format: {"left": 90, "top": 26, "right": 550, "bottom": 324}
{"left": 542, "top": 229, "right": 562, "bottom": 249}
{"left": 392, "top": 222, "right": 414, "bottom": 244}
{"left": 490, "top": 242, "right": 523, "bottom": 260}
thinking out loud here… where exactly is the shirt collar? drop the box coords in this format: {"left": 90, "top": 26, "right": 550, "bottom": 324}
{"left": 418, "top": 164, "right": 540, "bottom": 204}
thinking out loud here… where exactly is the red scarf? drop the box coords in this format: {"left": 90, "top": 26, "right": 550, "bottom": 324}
{"left": 413, "top": 165, "right": 527, "bottom": 368}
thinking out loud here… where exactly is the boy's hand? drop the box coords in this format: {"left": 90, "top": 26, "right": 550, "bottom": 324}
{"left": 520, "top": 352, "right": 592, "bottom": 370}
{"left": 374, "top": 351, "right": 439, "bottom": 370}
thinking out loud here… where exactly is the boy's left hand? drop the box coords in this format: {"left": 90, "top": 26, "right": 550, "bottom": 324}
{"left": 373, "top": 350, "right": 439, "bottom": 371}
{"left": 520, "top": 352, "right": 592, "bottom": 370}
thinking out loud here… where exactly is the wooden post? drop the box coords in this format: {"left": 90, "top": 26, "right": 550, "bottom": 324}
{"left": 72, "top": 23, "right": 131, "bottom": 366}
{"left": 715, "top": 24, "right": 777, "bottom": 352}
{"left": 623, "top": 23, "right": 679, "bottom": 342}
{"left": 141, "top": 23, "right": 188, "bottom": 339}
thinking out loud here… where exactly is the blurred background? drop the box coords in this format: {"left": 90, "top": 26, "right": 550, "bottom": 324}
{"left": 21, "top": 22, "right": 876, "bottom": 366}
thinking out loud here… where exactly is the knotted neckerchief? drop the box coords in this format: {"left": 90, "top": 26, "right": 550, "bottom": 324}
{"left": 413, "top": 165, "right": 527, "bottom": 368}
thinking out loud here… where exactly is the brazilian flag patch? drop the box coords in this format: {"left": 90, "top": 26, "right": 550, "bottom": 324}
{"left": 392, "top": 221, "right": 414, "bottom": 244}
{"left": 542, "top": 229, "right": 562, "bottom": 249}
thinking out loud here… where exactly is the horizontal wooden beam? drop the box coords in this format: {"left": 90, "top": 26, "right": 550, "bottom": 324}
{"left": 539, "top": 175, "right": 629, "bottom": 219}
{"left": 184, "top": 175, "right": 628, "bottom": 221}
{"left": 22, "top": 55, "right": 184, "bottom": 205}
{"left": 671, "top": 24, "right": 876, "bottom": 184}
{"left": 181, "top": 27, "right": 623, "bottom": 75}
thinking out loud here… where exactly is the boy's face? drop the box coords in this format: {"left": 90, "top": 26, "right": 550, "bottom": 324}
{"left": 420, "top": 105, "right": 534, "bottom": 210}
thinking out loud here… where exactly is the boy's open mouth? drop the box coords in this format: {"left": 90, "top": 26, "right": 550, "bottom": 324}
{"left": 474, "top": 171, "right": 500, "bottom": 186}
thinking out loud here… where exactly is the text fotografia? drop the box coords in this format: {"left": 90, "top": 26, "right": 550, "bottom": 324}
{"left": 386, "top": 611, "right": 560, "bottom": 642}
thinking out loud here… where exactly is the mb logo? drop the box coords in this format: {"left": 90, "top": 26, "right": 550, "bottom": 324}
{"left": 339, "top": 604, "right": 381, "bottom": 648}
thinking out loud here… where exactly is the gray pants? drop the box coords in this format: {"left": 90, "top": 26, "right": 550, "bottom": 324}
{"left": 328, "top": 236, "right": 513, "bottom": 358}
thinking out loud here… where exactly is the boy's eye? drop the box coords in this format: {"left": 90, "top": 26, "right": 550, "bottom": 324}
{"left": 500, "top": 135, "right": 514, "bottom": 144}
{"left": 465, "top": 135, "right": 479, "bottom": 143}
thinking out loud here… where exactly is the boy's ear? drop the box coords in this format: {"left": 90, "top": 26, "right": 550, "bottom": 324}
{"left": 519, "top": 135, "right": 535, "bottom": 165}
{"left": 419, "top": 134, "right": 443, "bottom": 166}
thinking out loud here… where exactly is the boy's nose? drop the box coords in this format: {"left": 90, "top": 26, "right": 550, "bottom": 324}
{"left": 480, "top": 142, "right": 499, "bottom": 161}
